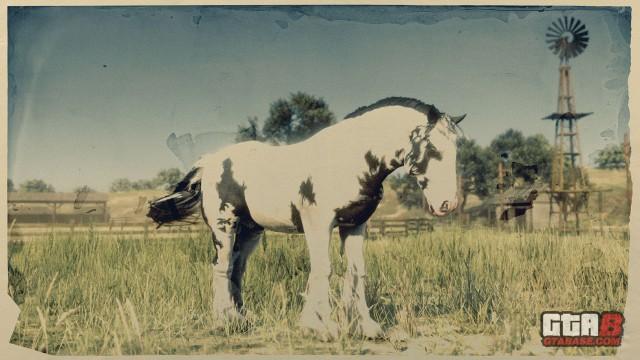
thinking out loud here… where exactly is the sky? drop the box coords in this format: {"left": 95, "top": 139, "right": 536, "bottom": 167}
{"left": 7, "top": 6, "right": 631, "bottom": 192}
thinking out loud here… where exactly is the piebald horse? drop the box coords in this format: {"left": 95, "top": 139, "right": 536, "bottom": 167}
{"left": 148, "top": 97, "right": 465, "bottom": 339}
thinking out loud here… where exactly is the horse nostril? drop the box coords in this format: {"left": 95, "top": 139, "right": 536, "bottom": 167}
{"left": 440, "top": 201, "right": 449, "bottom": 212}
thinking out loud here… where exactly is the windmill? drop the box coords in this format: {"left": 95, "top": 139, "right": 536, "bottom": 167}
{"left": 542, "top": 16, "right": 592, "bottom": 231}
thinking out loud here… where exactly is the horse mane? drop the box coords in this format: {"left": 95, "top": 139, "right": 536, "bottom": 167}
{"left": 344, "top": 97, "right": 442, "bottom": 123}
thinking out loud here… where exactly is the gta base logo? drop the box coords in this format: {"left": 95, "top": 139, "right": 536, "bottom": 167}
{"left": 541, "top": 312, "right": 624, "bottom": 347}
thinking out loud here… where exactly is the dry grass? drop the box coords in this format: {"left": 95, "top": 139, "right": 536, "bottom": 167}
{"left": 8, "top": 226, "right": 628, "bottom": 355}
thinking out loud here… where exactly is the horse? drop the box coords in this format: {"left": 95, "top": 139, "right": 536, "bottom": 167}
{"left": 147, "top": 97, "right": 465, "bottom": 340}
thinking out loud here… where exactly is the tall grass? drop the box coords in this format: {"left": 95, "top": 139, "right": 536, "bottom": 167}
{"left": 8, "top": 226, "right": 628, "bottom": 355}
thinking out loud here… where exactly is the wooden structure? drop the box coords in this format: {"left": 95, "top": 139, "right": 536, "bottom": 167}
{"left": 543, "top": 17, "right": 595, "bottom": 232}
{"left": 8, "top": 192, "right": 109, "bottom": 224}
{"left": 8, "top": 217, "right": 435, "bottom": 241}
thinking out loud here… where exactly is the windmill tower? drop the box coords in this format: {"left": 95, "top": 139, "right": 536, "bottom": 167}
{"left": 543, "top": 16, "right": 592, "bottom": 231}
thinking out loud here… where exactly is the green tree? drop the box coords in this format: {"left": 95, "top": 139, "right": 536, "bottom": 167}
{"left": 19, "top": 179, "right": 55, "bottom": 193}
{"left": 8, "top": 179, "right": 14, "bottom": 192}
{"left": 457, "top": 138, "right": 495, "bottom": 211}
{"left": 154, "top": 168, "right": 184, "bottom": 191}
{"left": 131, "top": 179, "right": 157, "bottom": 191}
{"left": 236, "top": 117, "right": 262, "bottom": 142}
{"left": 594, "top": 143, "right": 626, "bottom": 169}
{"left": 489, "top": 129, "right": 553, "bottom": 184}
{"left": 388, "top": 174, "right": 423, "bottom": 209}
{"left": 110, "top": 178, "right": 133, "bottom": 192}
{"left": 237, "top": 92, "right": 336, "bottom": 145}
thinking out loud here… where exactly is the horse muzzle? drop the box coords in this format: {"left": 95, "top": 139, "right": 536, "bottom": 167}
{"left": 428, "top": 199, "right": 458, "bottom": 217}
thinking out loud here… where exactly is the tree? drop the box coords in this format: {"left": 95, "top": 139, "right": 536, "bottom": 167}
{"left": 110, "top": 178, "right": 133, "bottom": 192}
{"left": 457, "top": 138, "right": 495, "bottom": 211}
{"left": 73, "top": 185, "right": 96, "bottom": 193}
{"left": 594, "top": 143, "right": 626, "bottom": 169}
{"left": 8, "top": 179, "right": 14, "bottom": 192}
{"left": 236, "top": 117, "right": 262, "bottom": 142}
{"left": 19, "top": 179, "right": 55, "bottom": 193}
{"left": 154, "top": 168, "right": 184, "bottom": 191}
{"left": 489, "top": 129, "right": 553, "bottom": 185}
{"left": 237, "top": 92, "right": 336, "bottom": 145}
{"left": 388, "top": 174, "right": 423, "bottom": 209}
{"left": 131, "top": 179, "right": 157, "bottom": 191}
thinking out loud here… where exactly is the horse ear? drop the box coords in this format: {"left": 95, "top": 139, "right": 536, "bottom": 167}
{"left": 451, "top": 114, "right": 466, "bottom": 124}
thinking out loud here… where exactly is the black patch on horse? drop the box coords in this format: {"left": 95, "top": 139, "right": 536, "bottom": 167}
{"left": 215, "top": 159, "right": 263, "bottom": 232}
{"left": 217, "top": 159, "right": 246, "bottom": 212}
{"left": 390, "top": 148, "right": 405, "bottom": 168}
{"left": 335, "top": 151, "right": 393, "bottom": 226}
{"left": 418, "top": 177, "right": 429, "bottom": 190}
{"left": 344, "top": 97, "right": 442, "bottom": 123}
{"left": 407, "top": 124, "right": 441, "bottom": 175}
{"left": 290, "top": 203, "right": 304, "bottom": 233}
{"left": 299, "top": 177, "right": 316, "bottom": 205}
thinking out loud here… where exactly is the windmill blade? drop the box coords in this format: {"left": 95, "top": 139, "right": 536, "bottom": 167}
{"left": 547, "top": 25, "right": 561, "bottom": 34}
{"left": 575, "top": 28, "right": 589, "bottom": 36}
{"left": 569, "top": 17, "right": 576, "bottom": 32}
{"left": 576, "top": 42, "right": 588, "bottom": 54}
{"left": 563, "top": 16, "right": 570, "bottom": 32}
{"left": 569, "top": 46, "right": 579, "bottom": 59}
{"left": 575, "top": 37, "right": 589, "bottom": 49}
{"left": 574, "top": 23, "right": 586, "bottom": 34}
{"left": 576, "top": 39, "right": 588, "bottom": 49}
{"left": 574, "top": 30, "right": 589, "bottom": 38}
{"left": 575, "top": 33, "right": 589, "bottom": 43}
{"left": 551, "top": 20, "right": 563, "bottom": 34}
{"left": 546, "top": 28, "right": 561, "bottom": 37}
{"left": 571, "top": 18, "right": 582, "bottom": 32}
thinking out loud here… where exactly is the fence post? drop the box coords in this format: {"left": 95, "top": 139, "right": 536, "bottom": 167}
{"left": 598, "top": 191, "right": 604, "bottom": 234}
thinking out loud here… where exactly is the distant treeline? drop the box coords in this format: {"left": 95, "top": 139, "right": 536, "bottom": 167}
{"left": 7, "top": 168, "right": 183, "bottom": 194}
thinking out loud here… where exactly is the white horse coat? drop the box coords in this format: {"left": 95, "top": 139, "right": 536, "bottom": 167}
{"left": 148, "top": 97, "right": 464, "bottom": 339}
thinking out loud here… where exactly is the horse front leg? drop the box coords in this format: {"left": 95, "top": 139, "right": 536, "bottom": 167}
{"left": 203, "top": 203, "right": 244, "bottom": 323}
{"left": 298, "top": 215, "right": 339, "bottom": 341}
{"left": 339, "top": 224, "right": 384, "bottom": 339}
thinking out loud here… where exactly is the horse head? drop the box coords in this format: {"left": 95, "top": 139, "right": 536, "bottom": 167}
{"left": 405, "top": 113, "right": 465, "bottom": 217}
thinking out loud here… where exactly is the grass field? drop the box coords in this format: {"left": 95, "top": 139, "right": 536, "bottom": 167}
{"left": 8, "top": 226, "right": 628, "bottom": 355}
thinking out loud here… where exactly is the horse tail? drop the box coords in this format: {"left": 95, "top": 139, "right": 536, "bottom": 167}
{"left": 146, "top": 167, "right": 203, "bottom": 227}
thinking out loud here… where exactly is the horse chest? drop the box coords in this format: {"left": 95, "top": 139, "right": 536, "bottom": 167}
{"left": 334, "top": 186, "right": 384, "bottom": 227}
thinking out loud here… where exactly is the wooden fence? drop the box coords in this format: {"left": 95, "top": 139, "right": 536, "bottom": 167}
{"left": 8, "top": 218, "right": 435, "bottom": 241}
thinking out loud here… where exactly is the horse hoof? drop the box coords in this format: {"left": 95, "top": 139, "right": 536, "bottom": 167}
{"left": 212, "top": 307, "right": 247, "bottom": 329}
{"left": 360, "top": 320, "right": 385, "bottom": 340}
{"left": 298, "top": 315, "right": 339, "bottom": 342}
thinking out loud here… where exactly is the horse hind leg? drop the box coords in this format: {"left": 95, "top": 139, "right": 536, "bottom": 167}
{"left": 229, "top": 227, "right": 262, "bottom": 313}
